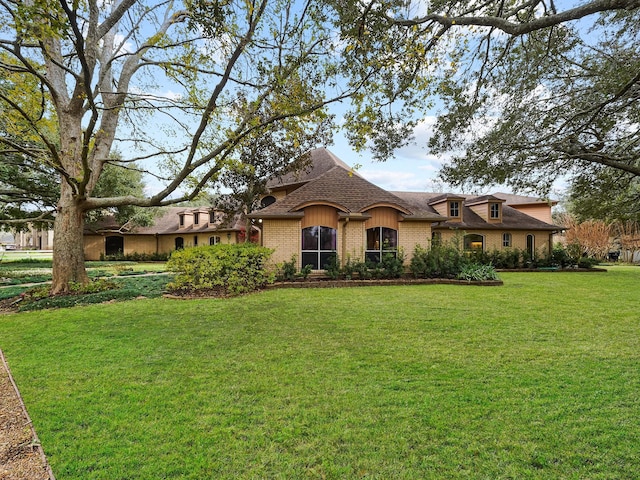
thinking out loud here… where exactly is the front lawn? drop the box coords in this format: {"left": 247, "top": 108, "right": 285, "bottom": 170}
{"left": 0, "top": 267, "right": 638, "bottom": 479}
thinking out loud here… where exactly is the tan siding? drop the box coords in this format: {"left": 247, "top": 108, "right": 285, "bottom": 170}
{"left": 364, "top": 207, "right": 399, "bottom": 229}
{"left": 431, "top": 202, "right": 447, "bottom": 217}
{"left": 301, "top": 205, "right": 338, "bottom": 229}
{"left": 511, "top": 204, "right": 553, "bottom": 223}
{"left": 124, "top": 236, "right": 157, "bottom": 256}
{"left": 469, "top": 204, "right": 488, "bottom": 221}
{"left": 84, "top": 235, "right": 104, "bottom": 261}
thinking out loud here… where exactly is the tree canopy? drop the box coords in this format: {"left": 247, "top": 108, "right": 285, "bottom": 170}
{"left": 420, "top": 7, "right": 640, "bottom": 197}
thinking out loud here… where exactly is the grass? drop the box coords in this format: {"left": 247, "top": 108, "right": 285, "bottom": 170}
{"left": 0, "top": 266, "right": 639, "bottom": 479}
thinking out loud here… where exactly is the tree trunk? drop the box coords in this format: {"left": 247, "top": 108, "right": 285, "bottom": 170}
{"left": 51, "top": 198, "right": 90, "bottom": 294}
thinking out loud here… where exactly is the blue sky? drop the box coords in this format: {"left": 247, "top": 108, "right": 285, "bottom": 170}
{"left": 328, "top": 116, "right": 451, "bottom": 193}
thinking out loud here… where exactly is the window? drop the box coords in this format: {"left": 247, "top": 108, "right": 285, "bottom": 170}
{"left": 209, "top": 211, "right": 216, "bottom": 223}
{"left": 261, "top": 196, "right": 276, "bottom": 208}
{"left": 490, "top": 203, "right": 500, "bottom": 219}
{"left": 193, "top": 212, "right": 200, "bottom": 225}
{"left": 105, "top": 236, "right": 124, "bottom": 256}
{"left": 175, "top": 237, "right": 184, "bottom": 250}
{"left": 431, "top": 231, "right": 442, "bottom": 246}
{"left": 464, "top": 234, "right": 484, "bottom": 251}
{"left": 209, "top": 236, "right": 221, "bottom": 245}
{"left": 526, "top": 234, "right": 535, "bottom": 260}
{"left": 301, "top": 226, "right": 336, "bottom": 270}
{"left": 193, "top": 236, "right": 198, "bottom": 246}
{"left": 502, "top": 233, "right": 512, "bottom": 248}
{"left": 179, "top": 215, "right": 185, "bottom": 227}
{"left": 449, "top": 201, "right": 460, "bottom": 217}
{"left": 366, "top": 227, "right": 398, "bottom": 263}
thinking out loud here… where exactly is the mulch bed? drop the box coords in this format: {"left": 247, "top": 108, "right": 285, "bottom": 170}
{"left": 0, "top": 349, "right": 54, "bottom": 480}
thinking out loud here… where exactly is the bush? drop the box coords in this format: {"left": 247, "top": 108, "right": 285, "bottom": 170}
{"left": 578, "top": 257, "right": 599, "bottom": 269}
{"left": 276, "top": 255, "right": 298, "bottom": 281}
{"left": 457, "top": 263, "right": 499, "bottom": 282}
{"left": 324, "top": 255, "right": 341, "bottom": 280}
{"left": 378, "top": 250, "right": 405, "bottom": 279}
{"left": 99, "top": 251, "right": 169, "bottom": 262}
{"left": 410, "top": 242, "right": 467, "bottom": 279}
{"left": 166, "top": 243, "right": 275, "bottom": 295}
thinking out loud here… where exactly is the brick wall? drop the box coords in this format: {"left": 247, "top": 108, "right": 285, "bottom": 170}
{"left": 398, "top": 222, "right": 432, "bottom": 262}
{"left": 262, "top": 219, "right": 302, "bottom": 267}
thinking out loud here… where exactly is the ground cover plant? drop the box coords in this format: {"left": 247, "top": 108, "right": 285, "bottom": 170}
{"left": 0, "top": 266, "right": 638, "bottom": 479}
{"left": 0, "top": 260, "right": 171, "bottom": 311}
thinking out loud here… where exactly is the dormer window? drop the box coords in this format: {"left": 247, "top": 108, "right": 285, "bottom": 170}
{"left": 193, "top": 212, "right": 200, "bottom": 225}
{"left": 449, "top": 201, "right": 460, "bottom": 217}
{"left": 179, "top": 214, "right": 185, "bottom": 227}
{"left": 490, "top": 203, "right": 500, "bottom": 219}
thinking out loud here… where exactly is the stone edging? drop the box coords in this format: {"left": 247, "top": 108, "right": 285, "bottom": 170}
{"left": 265, "top": 278, "right": 504, "bottom": 289}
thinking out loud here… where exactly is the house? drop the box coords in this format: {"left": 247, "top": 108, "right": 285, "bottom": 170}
{"left": 83, "top": 207, "right": 251, "bottom": 260}
{"left": 12, "top": 225, "right": 54, "bottom": 250}
{"left": 82, "top": 147, "right": 563, "bottom": 265}
{"left": 248, "top": 148, "right": 563, "bottom": 269}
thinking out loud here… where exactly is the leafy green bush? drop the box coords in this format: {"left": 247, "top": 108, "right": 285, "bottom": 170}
{"left": 276, "top": 255, "right": 298, "bottom": 281}
{"left": 376, "top": 250, "right": 405, "bottom": 279}
{"left": 299, "top": 264, "right": 313, "bottom": 279}
{"left": 99, "top": 252, "right": 169, "bottom": 262}
{"left": 578, "top": 257, "right": 599, "bottom": 268}
{"left": 457, "top": 263, "right": 499, "bottom": 282}
{"left": 410, "top": 242, "right": 467, "bottom": 279}
{"left": 324, "top": 255, "right": 341, "bottom": 280}
{"left": 167, "top": 243, "right": 274, "bottom": 295}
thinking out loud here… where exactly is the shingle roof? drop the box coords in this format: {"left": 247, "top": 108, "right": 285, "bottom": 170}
{"left": 84, "top": 207, "right": 244, "bottom": 235}
{"left": 266, "top": 147, "right": 358, "bottom": 190}
{"left": 434, "top": 205, "right": 562, "bottom": 231}
{"left": 392, "top": 191, "right": 562, "bottom": 230}
{"left": 494, "top": 192, "right": 558, "bottom": 206}
{"left": 255, "top": 162, "right": 445, "bottom": 220}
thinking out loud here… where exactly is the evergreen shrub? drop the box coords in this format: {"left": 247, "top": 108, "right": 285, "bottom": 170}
{"left": 167, "top": 243, "right": 275, "bottom": 295}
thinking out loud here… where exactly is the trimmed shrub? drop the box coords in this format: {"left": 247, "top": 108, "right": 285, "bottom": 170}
{"left": 166, "top": 243, "right": 275, "bottom": 295}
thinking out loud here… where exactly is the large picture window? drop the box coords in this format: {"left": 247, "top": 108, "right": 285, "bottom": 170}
{"left": 301, "top": 226, "right": 336, "bottom": 270}
{"left": 366, "top": 227, "right": 397, "bottom": 263}
{"left": 464, "top": 234, "right": 484, "bottom": 251}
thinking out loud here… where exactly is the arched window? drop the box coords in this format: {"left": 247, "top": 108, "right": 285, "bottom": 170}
{"left": 301, "top": 226, "right": 336, "bottom": 270}
{"left": 526, "top": 234, "right": 535, "bottom": 259}
{"left": 105, "top": 236, "right": 124, "bottom": 256}
{"left": 175, "top": 237, "right": 184, "bottom": 250}
{"left": 502, "top": 233, "right": 512, "bottom": 248}
{"left": 366, "top": 227, "right": 397, "bottom": 263}
{"left": 261, "top": 196, "right": 276, "bottom": 208}
{"left": 209, "top": 236, "right": 221, "bottom": 246}
{"left": 464, "top": 234, "right": 484, "bottom": 251}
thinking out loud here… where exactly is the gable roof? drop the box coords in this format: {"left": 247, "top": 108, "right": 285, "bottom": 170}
{"left": 266, "top": 147, "right": 358, "bottom": 191}
{"left": 84, "top": 207, "right": 244, "bottom": 235}
{"left": 391, "top": 191, "right": 562, "bottom": 231}
{"left": 494, "top": 192, "right": 558, "bottom": 206}
{"left": 254, "top": 160, "right": 445, "bottom": 221}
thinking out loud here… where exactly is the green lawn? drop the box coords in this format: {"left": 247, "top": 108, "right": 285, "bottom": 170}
{"left": 1, "top": 267, "right": 639, "bottom": 479}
